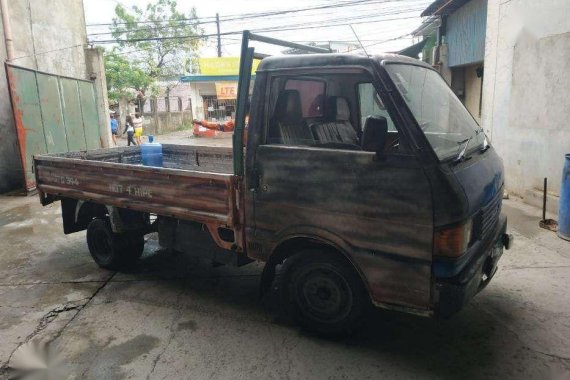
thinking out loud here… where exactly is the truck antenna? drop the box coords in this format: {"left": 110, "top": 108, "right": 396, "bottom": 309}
{"left": 349, "top": 25, "right": 369, "bottom": 57}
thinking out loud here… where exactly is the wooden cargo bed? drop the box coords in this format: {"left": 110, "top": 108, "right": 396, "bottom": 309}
{"left": 34, "top": 145, "right": 239, "bottom": 226}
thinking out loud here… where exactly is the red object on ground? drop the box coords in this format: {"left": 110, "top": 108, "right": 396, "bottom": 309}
{"left": 193, "top": 122, "right": 219, "bottom": 138}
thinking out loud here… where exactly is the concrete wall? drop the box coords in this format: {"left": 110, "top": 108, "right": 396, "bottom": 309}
{"left": 7, "top": 0, "right": 87, "bottom": 77}
{"left": 482, "top": 0, "right": 570, "bottom": 205}
{"left": 0, "top": 0, "right": 90, "bottom": 193}
{"left": 85, "top": 47, "right": 112, "bottom": 149}
{"left": 464, "top": 63, "right": 482, "bottom": 124}
{"left": 143, "top": 112, "right": 194, "bottom": 136}
{"left": 189, "top": 82, "right": 217, "bottom": 121}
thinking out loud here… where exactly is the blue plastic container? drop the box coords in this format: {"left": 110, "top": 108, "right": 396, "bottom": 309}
{"left": 558, "top": 154, "right": 570, "bottom": 241}
{"left": 141, "top": 135, "right": 163, "bottom": 167}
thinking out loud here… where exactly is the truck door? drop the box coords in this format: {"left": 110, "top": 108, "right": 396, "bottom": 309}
{"left": 249, "top": 70, "right": 434, "bottom": 310}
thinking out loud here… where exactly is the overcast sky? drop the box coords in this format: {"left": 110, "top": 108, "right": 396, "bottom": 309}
{"left": 84, "top": 0, "right": 430, "bottom": 57}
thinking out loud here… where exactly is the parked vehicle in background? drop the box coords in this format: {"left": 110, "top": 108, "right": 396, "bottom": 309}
{"left": 34, "top": 32, "right": 512, "bottom": 335}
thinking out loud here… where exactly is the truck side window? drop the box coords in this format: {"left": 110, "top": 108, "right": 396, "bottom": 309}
{"left": 357, "top": 83, "right": 397, "bottom": 132}
{"left": 285, "top": 79, "right": 325, "bottom": 118}
{"left": 267, "top": 78, "right": 325, "bottom": 146}
{"left": 358, "top": 83, "right": 403, "bottom": 153}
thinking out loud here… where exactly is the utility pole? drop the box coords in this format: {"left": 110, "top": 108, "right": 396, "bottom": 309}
{"left": 0, "top": 0, "right": 15, "bottom": 60}
{"left": 216, "top": 13, "right": 222, "bottom": 57}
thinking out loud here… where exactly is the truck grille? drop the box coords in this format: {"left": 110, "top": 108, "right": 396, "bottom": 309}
{"left": 477, "top": 190, "right": 502, "bottom": 240}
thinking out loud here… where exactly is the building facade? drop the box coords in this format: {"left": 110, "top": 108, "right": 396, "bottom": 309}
{"left": 413, "top": 0, "right": 487, "bottom": 124}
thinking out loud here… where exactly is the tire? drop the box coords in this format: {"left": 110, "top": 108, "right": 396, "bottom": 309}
{"left": 86, "top": 218, "right": 144, "bottom": 269}
{"left": 273, "top": 250, "right": 369, "bottom": 336}
{"left": 124, "top": 231, "right": 145, "bottom": 259}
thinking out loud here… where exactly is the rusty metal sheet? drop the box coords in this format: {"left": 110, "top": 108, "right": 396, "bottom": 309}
{"left": 59, "top": 78, "right": 87, "bottom": 151}
{"left": 6, "top": 63, "right": 102, "bottom": 191}
{"left": 248, "top": 145, "right": 434, "bottom": 309}
{"left": 34, "top": 153, "right": 237, "bottom": 226}
{"left": 36, "top": 73, "right": 68, "bottom": 153}
{"left": 6, "top": 66, "right": 47, "bottom": 190}
{"left": 77, "top": 81, "right": 101, "bottom": 150}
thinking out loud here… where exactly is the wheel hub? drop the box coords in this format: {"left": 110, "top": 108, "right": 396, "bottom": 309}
{"left": 296, "top": 267, "right": 352, "bottom": 323}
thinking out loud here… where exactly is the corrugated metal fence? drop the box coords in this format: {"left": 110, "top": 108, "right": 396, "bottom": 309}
{"left": 6, "top": 63, "right": 101, "bottom": 191}
{"left": 446, "top": 0, "right": 488, "bottom": 67}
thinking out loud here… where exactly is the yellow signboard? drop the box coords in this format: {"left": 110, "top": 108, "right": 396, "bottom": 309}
{"left": 199, "top": 57, "right": 259, "bottom": 76}
{"left": 215, "top": 82, "right": 238, "bottom": 99}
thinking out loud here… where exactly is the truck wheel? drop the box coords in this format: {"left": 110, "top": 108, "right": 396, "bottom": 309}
{"left": 124, "top": 231, "right": 145, "bottom": 260}
{"left": 86, "top": 218, "right": 143, "bottom": 269}
{"left": 274, "top": 250, "right": 369, "bottom": 336}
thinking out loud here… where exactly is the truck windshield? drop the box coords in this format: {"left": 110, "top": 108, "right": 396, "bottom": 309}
{"left": 385, "top": 63, "right": 485, "bottom": 161}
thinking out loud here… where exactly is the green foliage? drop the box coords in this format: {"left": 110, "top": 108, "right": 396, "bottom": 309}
{"left": 104, "top": 49, "right": 153, "bottom": 104}
{"left": 111, "top": 0, "right": 204, "bottom": 79}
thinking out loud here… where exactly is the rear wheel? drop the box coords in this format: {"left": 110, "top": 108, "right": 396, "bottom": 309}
{"left": 86, "top": 218, "right": 144, "bottom": 269}
{"left": 273, "top": 250, "right": 369, "bottom": 336}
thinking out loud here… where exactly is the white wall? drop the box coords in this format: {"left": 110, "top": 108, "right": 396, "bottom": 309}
{"left": 188, "top": 82, "right": 216, "bottom": 121}
{"left": 7, "top": 0, "right": 88, "bottom": 77}
{"left": 482, "top": 0, "right": 570, "bottom": 201}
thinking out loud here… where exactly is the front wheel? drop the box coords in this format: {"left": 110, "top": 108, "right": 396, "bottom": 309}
{"left": 86, "top": 218, "right": 144, "bottom": 270}
{"left": 274, "top": 250, "right": 370, "bottom": 336}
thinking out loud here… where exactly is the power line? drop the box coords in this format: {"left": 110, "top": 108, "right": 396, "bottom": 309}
{"left": 86, "top": 0, "right": 393, "bottom": 27}
{"left": 90, "top": 13, "right": 422, "bottom": 44}
{"left": 9, "top": 43, "right": 86, "bottom": 61}
{"left": 88, "top": 4, "right": 423, "bottom": 38}
{"left": 87, "top": 0, "right": 421, "bottom": 35}
{"left": 86, "top": 2, "right": 411, "bottom": 36}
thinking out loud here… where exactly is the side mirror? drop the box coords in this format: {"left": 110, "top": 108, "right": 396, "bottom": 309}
{"left": 361, "top": 116, "right": 388, "bottom": 159}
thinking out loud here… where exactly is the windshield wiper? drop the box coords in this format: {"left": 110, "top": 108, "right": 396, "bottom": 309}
{"left": 454, "top": 136, "right": 472, "bottom": 163}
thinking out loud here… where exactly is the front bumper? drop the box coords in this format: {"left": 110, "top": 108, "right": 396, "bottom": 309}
{"left": 434, "top": 214, "right": 511, "bottom": 318}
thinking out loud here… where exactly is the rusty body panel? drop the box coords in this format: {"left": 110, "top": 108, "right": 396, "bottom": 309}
{"left": 34, "top": 145, "right": 240, "bottom": 241}
{"left": 247, "top": 145, "right": 434, "bottom": 310}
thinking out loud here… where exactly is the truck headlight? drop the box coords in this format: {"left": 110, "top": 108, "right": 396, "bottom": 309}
{"left": 434, "top": 220, "right": 472, "bottom": 258}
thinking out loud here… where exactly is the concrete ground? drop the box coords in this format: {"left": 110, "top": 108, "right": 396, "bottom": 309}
{"left": 1, "top": 154, "right": 570, "bottom": 378}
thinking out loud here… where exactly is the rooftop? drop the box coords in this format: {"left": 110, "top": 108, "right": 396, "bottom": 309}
{"left": 421, "top": 0, "right": 472, "bottom": 17}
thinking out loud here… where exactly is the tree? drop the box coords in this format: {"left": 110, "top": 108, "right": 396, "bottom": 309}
{"left": 111, "top": 0, "right": 204, "bottom": 78}
{"left": 104, "top": 49, "right": 154, "bottom": 104}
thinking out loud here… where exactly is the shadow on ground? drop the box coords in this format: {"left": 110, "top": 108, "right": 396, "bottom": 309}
{"left": 54, "top": 242, "right": 565, "bottom": 379}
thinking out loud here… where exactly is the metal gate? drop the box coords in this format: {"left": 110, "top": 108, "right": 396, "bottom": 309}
{"left": 202, "top": 96, "right": 237, "bottom": 121}
{"left": 6, "top": 63, "right": 102, "bottom": 191}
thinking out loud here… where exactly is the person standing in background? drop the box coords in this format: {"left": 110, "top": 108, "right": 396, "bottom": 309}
{"left": 123, "top": 115, "right": 136, "bottom": 146}
{"left": 110, "top": 113, "right": 118, "bottom": 146}
{"left": 132, "top": 113, "right": 143, "bottom": 145}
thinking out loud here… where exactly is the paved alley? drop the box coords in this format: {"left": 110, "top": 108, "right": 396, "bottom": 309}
{"left": 0, "top": 191, "right": 569, "bottom": 379}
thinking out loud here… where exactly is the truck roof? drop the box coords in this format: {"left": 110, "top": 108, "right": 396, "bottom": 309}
{"left": 257, "top": 53, "right": 432, "bottom": 71}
